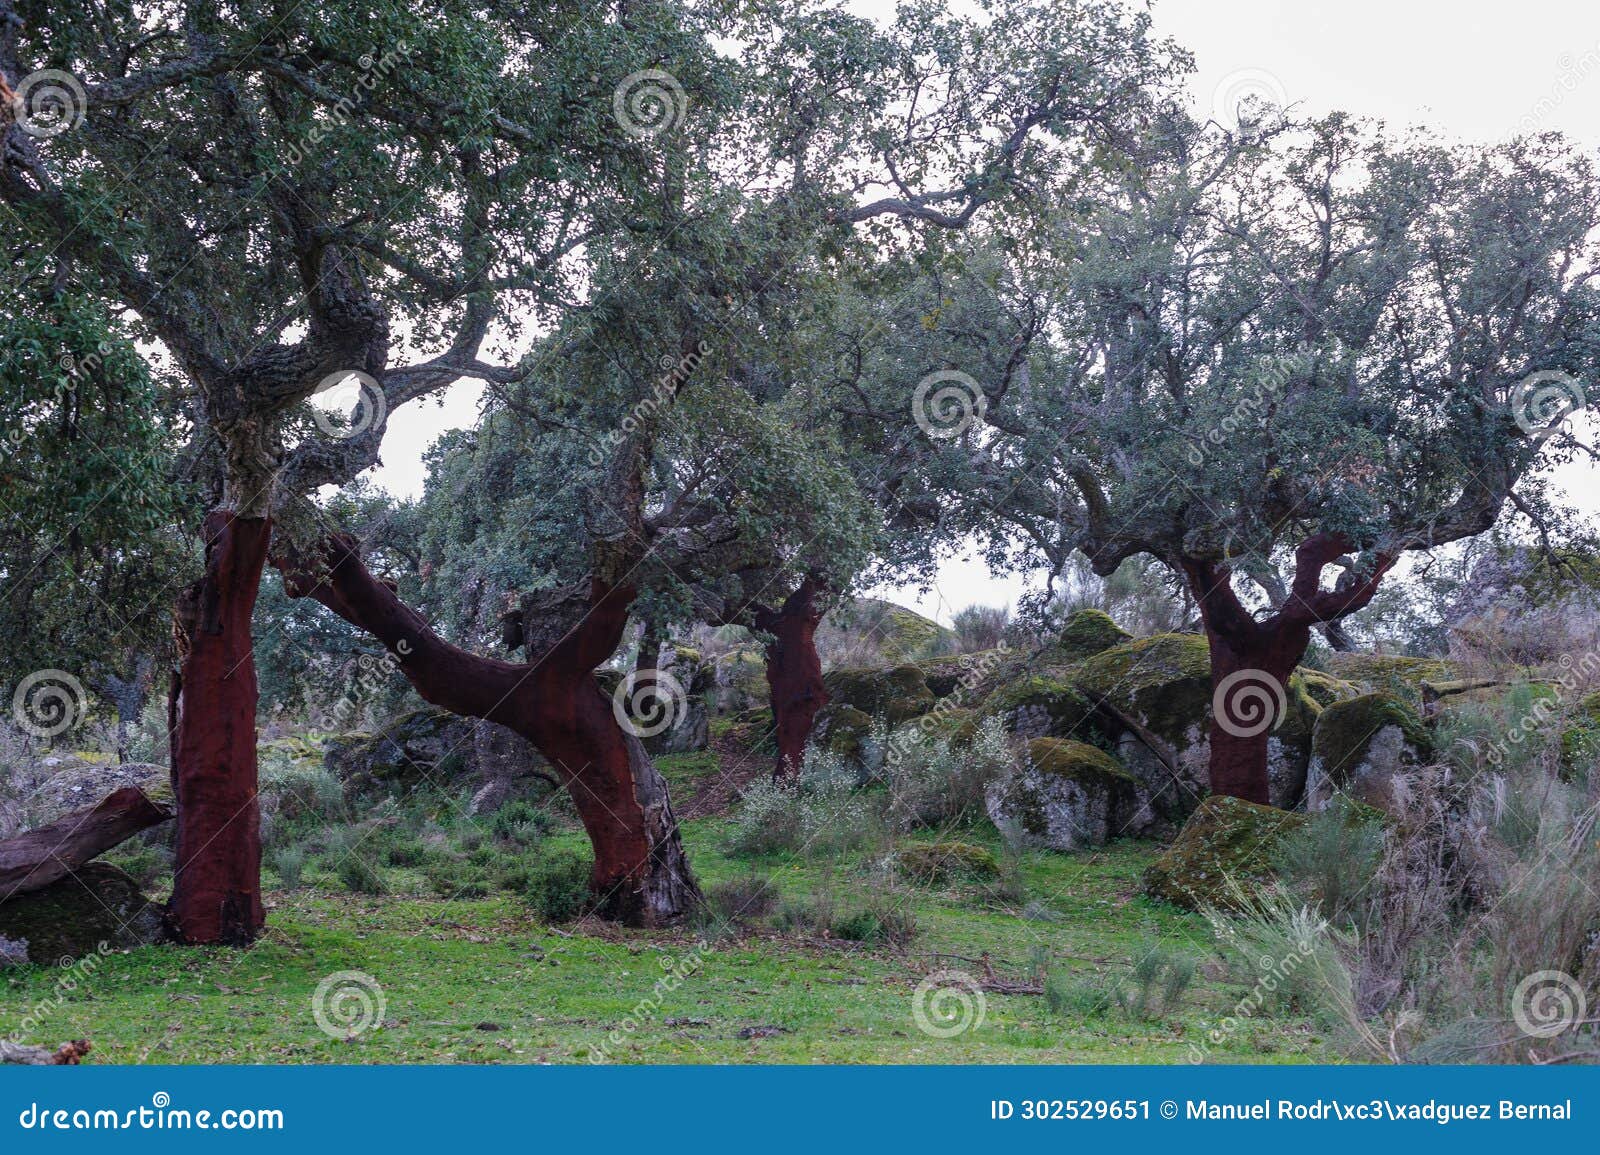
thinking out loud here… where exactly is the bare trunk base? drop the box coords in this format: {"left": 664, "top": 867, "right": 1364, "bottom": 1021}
{"left": 167, "top": 511, "right": 270, "bottom": 945}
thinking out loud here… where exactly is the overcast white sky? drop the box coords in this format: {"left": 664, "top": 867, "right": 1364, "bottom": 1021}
{"left": 356, "top": 0, "right": 1600, "bottom": 624}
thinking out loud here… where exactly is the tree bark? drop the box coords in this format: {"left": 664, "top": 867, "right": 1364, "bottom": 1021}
{"left": 754, "top": 577, "right": 829, "bottom": 780}
{"left": 1180, "top": 535, "right": 1393, "bottom": 805}
{"left": 276, "top": 535, "right": 699, "bottom": 925}
{"left": 0, "top": 786, "right": 173, "bottom": 902}
{"left": 166, "top": 511, "right": 271, "bottom": 945}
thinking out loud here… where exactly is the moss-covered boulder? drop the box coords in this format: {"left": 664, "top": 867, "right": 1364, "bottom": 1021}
{"left": 1324, "top": 653, "right": 1458, "bottom": 701}
{"left": 976, "top": 675, "right": 1102, "bottom": 742}
{"left": 1305, "top": 693, "right": 1433, "bottom": 812}
{"left": 1070, "top": 633, "right": 1318, "bottom": 816}
{"left": 1056, "top": 608, "right": 1132, "bottom": 660}
{"left": 0, "top": 863, "right": 164, "bottom": 964}
{"left": 985, "top": 738, "right": 1155, "bottom": 851}
{"left": 1142, "top": 795, "right": 1305, "bottom": 911}
{"left": 896, "top": 841, "right": 1000, "bottom": 884}
{"left": 325, "top": 709, "right": 549, "bottom": 810}
{"left": 811, "top": 703, "right": 880, "bottom": 781}
{"left": 1297, "top": 669, "right": 1360, "bottom": 709}
{"left": 23, "top": 761, "right": 171, "bottom": 829}
{"left": 822, "top": 665, "right": 936, "bottom": 726}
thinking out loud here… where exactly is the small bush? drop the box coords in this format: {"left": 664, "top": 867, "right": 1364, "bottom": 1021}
{"left": 884, "top": 715, "right": 1017, "bottom": 831}
{"left": 830, "top": 896, "right": 918, "bottom": 946}
{"left": 724, "top": 752, "right": 884, "bottom": 858}
{"left": 514, "top": 850, "right": 592, "bottom": 922}
{"left": 488, "top": 800, "right": 550, "bottom": 848}
{"left": 336, "top": 850, "right": 387, "bottom": 895}
{"left": 1119, "top": 942, "right": 1198, "bottom": 1020}
{"left": 1047, "top": 973, "right": 1114, "bottom": 1018}
{"left": 1271, "top": 796, "right": 1385, "bottom": 930}
{"left": 384, "top": 835, "right": 430, "bottom": 868}
{"left": 701, "top": 875, "right": 780, "bottom": 926}
{"left": 423, "top": 859, "right": 492, "bottom": 899}
{"left": 269, "top": 845, "right": 306, "bottom": 890}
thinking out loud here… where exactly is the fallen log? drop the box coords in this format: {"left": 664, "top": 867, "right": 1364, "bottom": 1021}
{"left": 0, "top": 1039, "right": 92, "bottom": 1065}
{"left": 0, "top": 787, "right": 173, "bottom": 903}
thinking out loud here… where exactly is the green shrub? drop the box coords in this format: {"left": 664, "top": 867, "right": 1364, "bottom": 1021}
{"left": 514, "top": 850, "right": 592, "bottom": 922}
{"left": 1046, "top": 973, "right": 1114, "bottom": 1018}
{"left": 830, "top": 896, "right": 918, "bottom": 946}
{"left": 336, "top": 850, "right": 387, "bottom": 895}
{"left": 1271, "top": 796, "right": 1385, "bottom": 930}
{"left": 699, "top": 875, "right": 780, "bottom": 928}
{"left": 725, "top": 752, "right": 884, "bottom": 858}
{"left": 269, "top": 845, "right": 306, "bottom": 890}
{"left": 489, "top": 800, "right": 551, "bottom": 847}
{"left": 423, "top": 859, "right": 491, "bottom": 899}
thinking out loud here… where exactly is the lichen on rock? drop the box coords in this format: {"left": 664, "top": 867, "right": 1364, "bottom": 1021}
{"left": 896, "top": 841, "right": 1000, "bottom": 884}
{"left": 1055, "top": 608, "right": 1132, "bottom": 660}
{"left": 985, "top": 737, "right": 1155, "bottom": 851}
{"left": 1305, "top": 692, "right": 1432, "bottom": 812}
{"left": 0, "top": 862, "right": 164, "bottom": 963}
{"left": 1142, "top": 795, "right": 1305, "bottom": 911}
{"left": 821, "top": 665, "right": 936, "bottom": 725}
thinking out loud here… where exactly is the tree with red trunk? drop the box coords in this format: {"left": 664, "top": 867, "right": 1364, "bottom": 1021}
{"left": 3, "top": 1, "right": 675, "bottom": 940}
{"left": 876, "top": 117, "right": 1600, "bottom": 805}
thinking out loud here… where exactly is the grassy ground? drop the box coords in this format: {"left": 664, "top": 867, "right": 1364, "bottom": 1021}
{"left": 1, "top": 796, "right": 1333, "bottom": 1064}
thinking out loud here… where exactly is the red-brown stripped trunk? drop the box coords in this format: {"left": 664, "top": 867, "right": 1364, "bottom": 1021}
{"left": 1181, "top": 534, "right": 1394, "bottom": 806}
{"left": 755, "top": 577, "right": 829, "bottom": 781}
{"left": 166, "top": 511, "right": 271, "bottom": 945}
{"left": 276, "top": 537, "right": 698, "bottom": 925}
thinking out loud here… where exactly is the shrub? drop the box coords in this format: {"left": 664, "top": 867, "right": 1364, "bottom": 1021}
{"left": 1271, "top": 796, "right": 1385, "bottom": 930}
{"left": 514, "top": 850, "right": 592, "bottom": 922}
{"left": 830, "top": 896, "right": 918, "bottom": 946}
{"left": 725, "top": 751, "right": 884, "bottom": 858}
{"left": 1046, "top": 973, "right": 1114, "bottom": 1018}
{"left": 423, "top": 859, "right": 491, "bottom": 899}
{"left": 701, "top": 876, "right": 780, "bottom": 926}
{"left": 269, "top": 845, "right": 306, "bottom": 890}
{"left": 488, "top": 800, "right": 550, "bottom": 848}
{"left": 336, "top": 850, "right": 387, "bottom": 895}
{"left": 884, "top": 715, "right": 1017, "bottom": 831}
